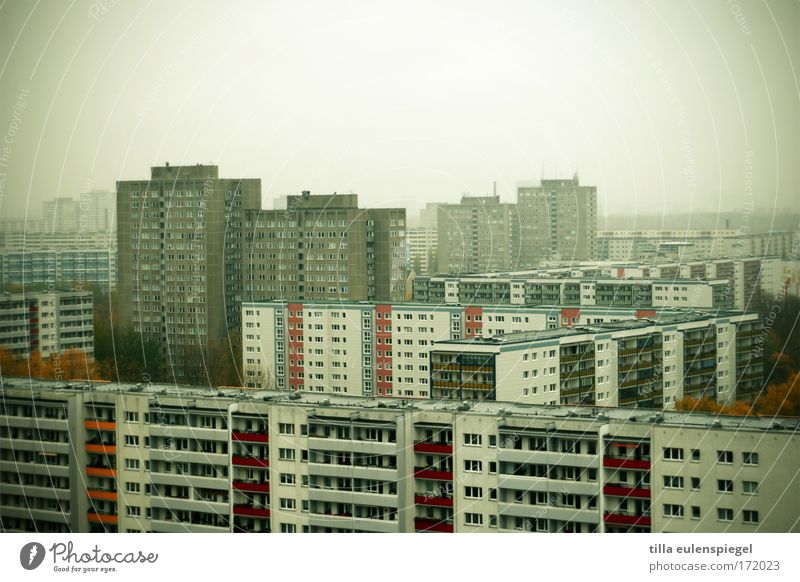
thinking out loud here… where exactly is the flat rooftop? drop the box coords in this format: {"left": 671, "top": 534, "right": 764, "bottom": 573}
{"left": 2, "top": 375, "right": 795, "bottom": 433}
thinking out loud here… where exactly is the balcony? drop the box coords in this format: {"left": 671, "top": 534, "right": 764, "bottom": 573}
{"left": 87, "top": 489, "right": 118, "bottom": 501}
{"left": 86, "top": 466, "right": 116, "bottom": 478}
{"left": 232, "top": 456, "right": 269, "bottom": 468}
{"left": 231, "top": 431, "right": 269, "bottom": 444}
{"left": 603, "top": 511, "right": 651, "bottom": 527}
{"left": 233, "top": 505, "right": 271, "bottom": 519}
{"left": 603, "top": 484, "right": 651, "bottom": 499}
{"left": 85, "top": 443, "right": 116, "bottom": 455}
{"left": 232, "top": 480, "right": 270, "bottom": 493}
{"left": 414, "top": 494, "right": 454, "bottom": 508}
{"left": 413, "top": 441, "right": 453, "bottom": 454}
{"left": 84, "top": 420, "right": 116, "bottom": 431}
{"left": 414, "top": 517, "right": 454, "bottom": 533}
{"left": 87, "top": 511, "right": 118, "bottom": 525}
{"left": 603, "top": 457, "right": 650, "bottom": 470}
{"left": 414, "top": 468, "right": 453, "bottom": 481}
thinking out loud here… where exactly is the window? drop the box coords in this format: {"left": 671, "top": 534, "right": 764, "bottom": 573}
{"left": 127, "top": 506, "right": 141, "bottom": 517}
{"left": 280, "top": 473, "right": 296, "bottom": 485}
{"left": 279, "top": 448, "right": 296, "bottom": 461}
{"left": 691, "top": 506, "right": 701, "bottom": 520}
{"left": 742, "top": 481, "right": 759, "bottom": 495}
{"left": 280, "top": 523, "right": 297, "bottom": 533}
{"left": 663, "top": 476, "right": 683, "bottom": 489}
{"left": 717, "top": 508, "right": 733, "bottom": 522}
{"left": 464, "top": 460, "right": 482, "bottom": 473}
{"left": 691, "top": 477, "right": 701, "bottom": 490}
{"left": 489, "top": 435, "right": 497, "bottom": 447}
{"left": 124, "top": 435, "right": 139, "bottom": 446}
{"left": 663, "top": 447, "right": 684, "bottom": 461}
{"left": 691, "top": 449, "right": 700, "bottom": 462}
{"left": 717, "top": 479, "right": 733, "bottom": 493}
{"left": 743, "top": 452, "right": 759, "bottom": 466}
{"left": 488, "top": 461, "right": 497, "bottom": 474}
{"left": 489, "top": 515, "right": 497, "bottom": 528}
{"left": 280, "top": 498, "right": 296, "bottom": 510}
{"left": 125, "top": 411, "right": 138, "bottom": 422}
{"left": 663, "top": 504, "right": 684, "bottom": 518}
{"left": 126, "top": 482, "right": 141, "bottom": 493}
{"left": 279, "top": 423, "right": 295, "bottom": 435}
{"left": 465, "top": 513, "right": 483, "bottom": 526}
{"left": 125, "top": 458, "right": 140, "bottom": 470}
{"left": 464, "top": 486, "right": 483, "bottom": 499}
{"left": 743, "top": 510, "right": 759, "bottom": 524}
{"left": 717, "top": 450, "right": 733, "bottom": 464}
{"left": 464, "top": 433, "right": 482, "bottom": 446}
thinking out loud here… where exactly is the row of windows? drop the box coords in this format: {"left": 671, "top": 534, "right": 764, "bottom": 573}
{"left": 663, "top": 448, "right": 758, "bottom": 465}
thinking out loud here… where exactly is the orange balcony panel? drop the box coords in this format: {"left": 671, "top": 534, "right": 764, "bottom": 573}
{"left": 86, "top": 466, "right": 116, "bottom": 478}
{"left": 603, "top": 457, "right": 650, "bottom": 470}
{"left": 414, "top": 495, "right": 454, "bottom": 508}
{"left": 87, "top": 512, "right": 118, "bottom": 525}
{"left": 87, "top": 489, "right": 118, "bottom": 501}
{"left": 85, "top": 420, "right": 116, "bottom": 431}
{"left": 85, "top": 443, "right": 116, "bottom": 455}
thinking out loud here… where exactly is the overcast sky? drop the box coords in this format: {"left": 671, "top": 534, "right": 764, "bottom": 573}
{"left": 0, "top": 0, "right": 798, "bottom": 222}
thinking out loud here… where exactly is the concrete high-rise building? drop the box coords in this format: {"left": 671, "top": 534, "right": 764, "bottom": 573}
{"left": 2, "top": 378, "right": 797, "bottom": 533}
{"left": 40, "top": 191, "right": 116, "bottom": 233}
{"left": 407, "top": 226, "right": 438, "bottom": 276}
{"left": 517, "top": 175, "right": 597, "bottom": 267}
{"left": 437, "top": 196, "right": 518, "bottom": 275}
{"left": 43, "top": 198, "right": 81, "bottom": 232}
{"left": 116, "top": 164, "right": 261, "bottom": 376}
{"left": 240, "top": 192, "right": 406, "bottom": 304}
{"left": 0, "top": 290, "right": 94, "bottom": 358}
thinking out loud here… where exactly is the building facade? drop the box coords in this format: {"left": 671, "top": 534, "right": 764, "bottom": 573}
{"left": 240, "top": 192, "right": 406, "bottom": 304}
{"left": 0, "top": 290, "right": 94, "bottom": 358}
{"left": 517, "top": 175, "right": 597, "bottom": 266}
{"left": 429, "top": 312, "right": 762, "bottom": 406}
{"left": 436, "top": 196, "right": 519, "bottom": 275}
{"left": 242, "top": 302, "right": 760, "bottom": 407}
{"left": 407, "top": 226, "right": 438, "bottom": 276}
{"left": 0, "top": 231, "right": 116, "bottom": 290}
{"left": 1, "top": 379, "right": 796, "bottom": 534}
{"left": 412, "top": 274, "right": 732, "bottom": 310}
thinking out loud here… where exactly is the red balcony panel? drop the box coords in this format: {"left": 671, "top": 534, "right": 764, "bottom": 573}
{"left": 414, "top": 495, "right": 454, "bottom": 508}
{"left": 603, "top": 485, "right": 651, "bottom": 499}
{"left": 603, "top": 457, "right": 651, "bottom": 470}
{"left": 603, "top": 512, "right": 651, "bottom": 527}
{"left": 232, "top": 456, "right": 269, "bottom": 468}
{"left": 414, "top": 469, "right": 453, "bottom": 481}
{"left": 413, "top": 442, "right": 453, "bottom": 454}
{"left": 232, "top": 432, "right": 269, "bottom": 444}
{"left": 414, "top": 518, "right": 454, "bottom": 533}
{"left": 233, "top": 505, "right": 271, "bottom": 518}
{"left": 85, "top": 443, "right": 116, "bottom": 455}
{"left": 233, "top": 481, "right": 270, "bottom": 493}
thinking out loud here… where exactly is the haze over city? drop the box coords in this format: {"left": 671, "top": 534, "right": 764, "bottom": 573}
{"left": 1, "top": 0, "right": 798, "bottom": 221}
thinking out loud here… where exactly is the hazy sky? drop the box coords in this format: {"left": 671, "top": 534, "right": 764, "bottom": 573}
{"left": 0, "top": 0, "right": 798, "bottom": 222}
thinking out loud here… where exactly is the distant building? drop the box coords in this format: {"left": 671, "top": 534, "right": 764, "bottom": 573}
{"left": 407, "top": 226, "right": 438, "bottom": 276}
{"left": 42, "top": 191, "right": 115, "bottom": 233}
{"left": 0, "top": 231, "right": 116, "bottom": 290}
{"left": 517, "top": 175, "right": 597, "bottom": 266}
{"left": 437, "top": 196, "right": 518, "bottom": 274}
{"left": 0, "top": 290, "right": 94, "bottom": 358}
